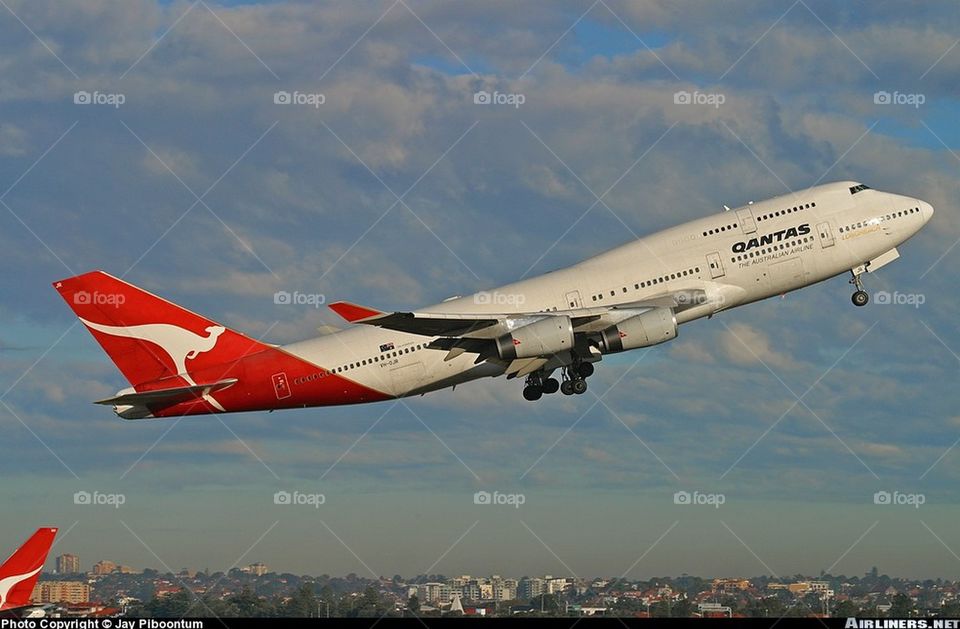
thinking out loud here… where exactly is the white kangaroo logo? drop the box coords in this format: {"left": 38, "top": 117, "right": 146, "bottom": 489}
{"left": 0, "top": 565, "right": 41, "bottom": 608}
{"left": 80, "top": 318, "right": 228, "bottom": 411}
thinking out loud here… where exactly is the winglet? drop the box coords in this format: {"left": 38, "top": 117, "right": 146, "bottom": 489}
{"left": 328, "top": 301, "right": 386, "bottom": 323}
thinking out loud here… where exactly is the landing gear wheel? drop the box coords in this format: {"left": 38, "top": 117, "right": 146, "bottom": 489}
{"left": 577, "top": 362, "right": 594, "bottom": 378}
{"left": 560, "top": 380, "right": 575, "bottom": 395}
{"left": 542, "top": 377, "right": 560, "bottom": 394}
{"left": 849, "top": 269, "right": 869, "bottom": 307}
{"left": 523, "top": 385, "right": 543, "bottom": 401}
{"left": 571, "top": 379, "right": 587, "bottom": 395}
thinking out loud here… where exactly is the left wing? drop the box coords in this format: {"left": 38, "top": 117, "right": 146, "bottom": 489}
{"left": 329, "top": 288, "right": 714, "bottom": 376}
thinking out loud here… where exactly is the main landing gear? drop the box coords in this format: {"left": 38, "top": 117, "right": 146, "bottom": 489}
{"left": 523, "top": 373, "right": 559, "bottom": 401}
{"left": 849, "top": 269, "right": 869, "bottom": 307}
{"left": 524, "top": 361, "right": 594, "bottom": 400}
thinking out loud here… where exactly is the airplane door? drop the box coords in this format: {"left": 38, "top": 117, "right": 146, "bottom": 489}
{"left": 736, "top": 208, "right": 757, "bottom": 234}
{"left": 564, "top": 290, "right": 583, "bottom": 309}
{"left": 816, "top": 221, "right": 835, "bottom": 248}
{"left": 706, "top": 251, "right": 725, "bottom": 279}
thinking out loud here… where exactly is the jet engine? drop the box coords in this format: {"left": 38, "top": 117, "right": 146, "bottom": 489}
{"left": 495, "top": 316, "right": 574, "bottom": 360}
{"left": 597, "top": 308, "right": 677, "bottom": 353}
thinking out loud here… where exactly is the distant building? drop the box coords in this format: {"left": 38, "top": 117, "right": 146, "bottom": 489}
{"left": 546, "top": 577, "right": 572, "bottom": 595}
{"left": 712, "top": 578, "right": 751, "bottom": 592}
{"left": 494, "top": 578, "right": 518, "bottom": 601}
{"left": 461, "top": 581, "right": 480, "bottom": 601}
{"left": 154, "top": 583, "right": 183, "bottom": 598}
{"left": 56, "top": 554, "right": 81, "bottom": 574}
{"left": 519, "top": 578, "right": 544, "bottom": 600}
{"left": 419, "top": 583, "right": 446, "bottom": 604}
{"left": 241, "top": 562, "right": 268, "bottom": 576}
{"left": 31, "top": 581, "right": 90, "bottom": 604}
{"left": 698, "top": 602, "right": 732, "bottom": 618}
{"left": 91, "top": 560, "right": 117, "bottom": 575}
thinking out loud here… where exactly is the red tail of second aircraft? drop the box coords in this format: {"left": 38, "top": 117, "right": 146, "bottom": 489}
{"left": 0, "top": 527, "right": 57, "bottom": 612}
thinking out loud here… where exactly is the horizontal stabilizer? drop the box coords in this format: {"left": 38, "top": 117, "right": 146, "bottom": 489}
{"left": 95, "top": 378, "right": 239, "bottom": 407}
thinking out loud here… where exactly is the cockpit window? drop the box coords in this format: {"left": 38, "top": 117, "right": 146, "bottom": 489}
{"left": 849, "top": 184, "right": 871, "bottom": 194}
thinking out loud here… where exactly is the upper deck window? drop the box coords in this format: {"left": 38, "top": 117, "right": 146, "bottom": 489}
{"left": 849, "top": 184, "right": 871, "bottom": 195}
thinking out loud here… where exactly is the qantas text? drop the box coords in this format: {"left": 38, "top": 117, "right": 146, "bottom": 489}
{"left": 732, "top": 223, "right": 811, "bottom": 253}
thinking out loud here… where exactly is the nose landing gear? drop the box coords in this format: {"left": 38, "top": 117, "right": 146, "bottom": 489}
{"left": 850, "top": 268, "right": 869, "bottom": 307}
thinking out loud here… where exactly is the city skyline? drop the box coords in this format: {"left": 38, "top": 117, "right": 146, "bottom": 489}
{"left": 33, "top": 565, "right": 957, "bottom": 618}
{"left": 35, "top": 551, "right": 957, "bottom": 585}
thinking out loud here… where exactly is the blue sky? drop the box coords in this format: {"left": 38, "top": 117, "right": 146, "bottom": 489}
{"left": 2, "top": 0, "right": 960, "bottom": 580}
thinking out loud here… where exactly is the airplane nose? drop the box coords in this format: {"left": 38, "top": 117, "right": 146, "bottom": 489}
{"left": 919, "top": 200, "right": 934, "bottom": 222}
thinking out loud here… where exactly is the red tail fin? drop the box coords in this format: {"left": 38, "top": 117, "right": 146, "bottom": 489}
{"left": 53, "top": 271, "right": 270, "bottom": 388}
{"left": 0, "top": 527, "right": 57, "bottom": 611}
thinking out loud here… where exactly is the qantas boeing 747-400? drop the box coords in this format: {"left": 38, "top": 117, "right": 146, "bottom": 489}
{"left": 54, "top": 181, "right": 933, "bottom": 417}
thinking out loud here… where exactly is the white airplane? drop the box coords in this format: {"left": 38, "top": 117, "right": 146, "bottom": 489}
{"left": 55, "top": 180, "right": 932, "bottom": 417}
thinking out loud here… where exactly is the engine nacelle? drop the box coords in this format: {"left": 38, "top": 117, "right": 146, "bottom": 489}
{"left": 598, "top": 308, "right": 677, "bottom": 353}
{"left": 495, "top": 316, "right": 574, "bottom": 360}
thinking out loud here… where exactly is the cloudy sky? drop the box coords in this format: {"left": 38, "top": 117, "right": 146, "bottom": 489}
{"left": 2, "top": 0, "right": 960, "bottom": 581}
